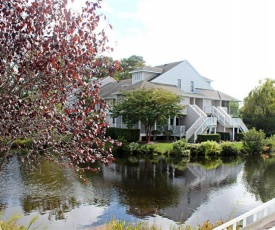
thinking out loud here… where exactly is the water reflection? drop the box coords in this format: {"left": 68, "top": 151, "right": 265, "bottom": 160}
{"left": 0, "top": 154, "right": 274, "bottom": 229}
{"left": 243, "top": 155, "right": 275, "bottom": 202}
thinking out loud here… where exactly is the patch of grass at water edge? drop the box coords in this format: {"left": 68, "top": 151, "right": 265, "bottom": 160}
{"left": 145, "top": 142, "right": 174, "bottom": 154}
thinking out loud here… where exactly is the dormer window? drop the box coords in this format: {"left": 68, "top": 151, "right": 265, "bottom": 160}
{"left": 133, "top": 72, "right": 142, "bottom": 81}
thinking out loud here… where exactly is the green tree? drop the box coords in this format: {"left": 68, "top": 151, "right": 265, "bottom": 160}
{"left": 243, "top": 128, "right": 265, "bottom": 154}
{"left": 115, "top": 55, "right": 146, "bottom": 80}
{"left": 241, "top": 78, "right": 275, "bottom": 135}
{"left": 111, "top": 88, "right": 183, "bottom": 142}
{"left": 242, "top": 78, "right": 275, "bottom": 117}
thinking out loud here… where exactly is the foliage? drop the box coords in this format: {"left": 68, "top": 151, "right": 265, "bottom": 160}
{"left": 220, "top": 142, "right": 239, "bottom": 155}
{"left": 0, "top": 212, "right": 44, "bottom": 230}
{"left": 129, "top": 142, "right": 139, "bottom": 153}
{"left": 242, "top": 78, "right": 275, "bottom": 117}
{"left": 197, "top": 141, "right": 222, "bottom": 157}
{"left": 0, "top": 0, "right": 120, "bottom": 173}
{"left": 242, "top": 79, "right": 275, "bottom": 134}
{"left": 229, "top": 101, "right": 240, "bottom": 118}
{"left": 197, "top": 134, "right": 221, "bottom": 143}
{"left": 137, "top": 145, "right": 156, "bottom": 155}
{"left": 111, "top": 88, "right": 183, "bottom": 142}
{"left": 112, "top": 136, "right": 130, "bottom": 154}
{"left": 171, "top": 140, "right": 190, "bottom": 157}
{"left": 243, "top": 128, "right": 266, "bottom": 154}
{"left": 114, "top": 55, "right": 146, "bottom": 80}
{"left": 235, "top": 133, "right": 245, "bottom": 141}
{"left": 243, "top": 116, "right": 275, "bottom": 136}
{"left": 106, "top": 127, "right": 140, "bottom": 142}
{"left": 105, "top": 218, "right": 225, "bottom": 230}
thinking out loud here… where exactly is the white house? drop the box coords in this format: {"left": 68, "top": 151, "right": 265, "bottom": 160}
{"left": 100, "top": 60, "right": 248, "bottom": 142}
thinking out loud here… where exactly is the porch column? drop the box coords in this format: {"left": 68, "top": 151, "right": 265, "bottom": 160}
{"left": 168, "top": 117, "right": 170, "bottom": 130}
{"left": 173, "top": 116, "right": 176, "bottom": 126}
{"left": 232, "top": 127, "right": 235, "bottom": 141}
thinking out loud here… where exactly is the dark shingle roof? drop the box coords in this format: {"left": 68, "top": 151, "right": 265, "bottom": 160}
{"left": 99, "top": 79, "right": 131, "bottom": 98}
{"left": 196, "top": 88, "right": 240, "bottom": 101}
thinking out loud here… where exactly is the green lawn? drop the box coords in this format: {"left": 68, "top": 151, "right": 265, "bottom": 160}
{"left": 145, "top": 142, "right": 174, "bottom": 154}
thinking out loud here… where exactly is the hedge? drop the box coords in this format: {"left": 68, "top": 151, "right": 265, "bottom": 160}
{"left": 217, "top": 132, "right": 230, "bottom": 141}
{"left": 106, "top": 127, "right": 140, "bottom": 142}
{"left": 197, "top": 134, "right": 220, "bottom": 143}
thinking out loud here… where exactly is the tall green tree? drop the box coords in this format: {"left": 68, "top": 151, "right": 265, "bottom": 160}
{"left": 111, "top": 88, "right": 183, "bottom": 142}
{"left": 242, "top": 78, "right": 275, "bottom": 135}
{"left": 115, "top": 55, "right": 146, "bottom": 80}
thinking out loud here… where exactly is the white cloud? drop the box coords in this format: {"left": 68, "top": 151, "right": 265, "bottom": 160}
{"left": 94, "top": 0, "right": 275, "bottom": 100}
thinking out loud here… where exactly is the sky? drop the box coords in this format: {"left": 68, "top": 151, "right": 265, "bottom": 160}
{"left": 74, "top": 0, "right": 275, "bottom": 101}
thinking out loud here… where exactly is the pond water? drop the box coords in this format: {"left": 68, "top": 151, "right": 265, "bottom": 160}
{"left": 1, "top": 154, "right": 275, "bottom": 229}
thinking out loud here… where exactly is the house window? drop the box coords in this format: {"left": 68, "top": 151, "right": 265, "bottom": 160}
{"left": 177, "top": 79, "right": 181, "bottom": 88}
{"left": 190, "top": 81, "right": 195, "bottom": 92}
{"left": 112, "top": 117, "right": 115, "bottom": 124}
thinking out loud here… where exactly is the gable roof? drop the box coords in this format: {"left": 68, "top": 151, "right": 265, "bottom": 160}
{"left": 155, "top": 61, "right": 184, "bottom": 73}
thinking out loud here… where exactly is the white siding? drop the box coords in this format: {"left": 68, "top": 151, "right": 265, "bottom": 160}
{"left": 151, "top": 61, "right": 213, "bottom": 92}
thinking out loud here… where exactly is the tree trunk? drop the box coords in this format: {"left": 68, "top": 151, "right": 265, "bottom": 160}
{"left": 145, "top": 126, "right": 151, "bottom": 143}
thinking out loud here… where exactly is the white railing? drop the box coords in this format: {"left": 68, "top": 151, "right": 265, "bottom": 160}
{"left": 191, "top": 104, "right": 207, "bottom": 118}
{"left": 213, "top": 198, "right": 275, "bottom": 230}
{"left": 171, "top": 125, "right": 185, "bottom": 138}
{"left": 212, "top": 107, "right": 229, "bottom": 126}
{"left": 193, "top": 117, "right": 217, "bottom": 142}
{"left": 185, "top": 116, "right": 205, "bottom": 142}
{"left": 232, "top": 118, "right": 248, "bottom": 132}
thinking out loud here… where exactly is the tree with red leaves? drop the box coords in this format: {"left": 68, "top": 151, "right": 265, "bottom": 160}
{"left": 0, "top": 0, "right": 120, "bottom": 174}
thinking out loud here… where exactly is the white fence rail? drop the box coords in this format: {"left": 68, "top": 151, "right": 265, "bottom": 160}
{"left": 213, "top": 198, "right": 275, "bottom": 230}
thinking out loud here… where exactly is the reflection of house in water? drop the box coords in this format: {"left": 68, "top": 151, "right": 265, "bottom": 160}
{"left": 101, "top": 158, "right": 244, "bottom": 222}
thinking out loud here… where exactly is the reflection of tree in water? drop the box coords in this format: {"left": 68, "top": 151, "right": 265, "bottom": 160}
{"left": 18, "top": 158, "right": 109, "bottom": 220}
{"left": 243, "top": 155, "right": 275, "bottom": 202}
{"left": 21, "top": 195, "right": 80, "bottom": 220}
{"left": 112, "top": 158, "right": 182, "bottom": 217}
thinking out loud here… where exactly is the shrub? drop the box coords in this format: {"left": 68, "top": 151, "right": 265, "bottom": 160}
{"left": 197, "top": 134, "right": 221, "bottom": 143}
{"left": 106, "top": 128, "right": 140, "bottom": 142}
{"left": 129, "top": 142, "right": 139, "bottom": 153}
{"left": 236, "top": 133, "right": 245, "bottom": 141}
{"left": 186, "top": 144, "right": 201, "bottom": 156}
{"left": 171, "top": 139, "right": 190, "bottom": 157}
{"left": 198, "top": 141, "right": 222, "bottom": 156}
{"left": 137, "top": 145, "right": 155, "bottom": 155}
{"left": 113, "top": 136, "right": 130, "bottom": 154}
{"left": 262, "top": 135, "right": 275, "bottom": 153}
{"left": 243, "top": 128, "right": 265, "bottom": 154}
{"left": 220, "top": 142, "right": 239, "bottom": 155}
